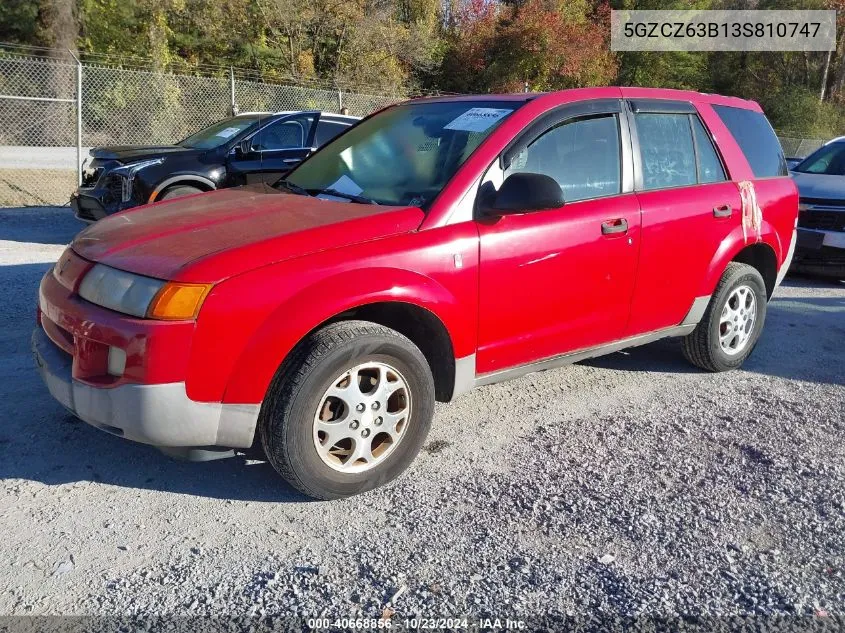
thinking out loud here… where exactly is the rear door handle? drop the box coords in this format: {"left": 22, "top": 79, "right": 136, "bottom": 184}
{"left": 601, "top": 218, "right": 628, "bottom": 235}
{"left": 713, "top": 204, "right": 732, "bottom": 218}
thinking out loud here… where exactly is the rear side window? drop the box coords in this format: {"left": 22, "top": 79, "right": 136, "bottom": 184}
{"left": 635, "top": 113, "right": 697, "bottom": 190}
{"left": 713, "top": 105, "right": 787, "bottom": 178}
{"left": 253, "top": 114, "right": 315, "bottom": 151}
{"left": 316, "top": 121, "right": 350, "bottom": 146}
{"left": 691, "top": 117, "right": 726, "bottom": 183}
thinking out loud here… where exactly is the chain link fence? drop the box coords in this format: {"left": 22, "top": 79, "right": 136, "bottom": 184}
{"left": 0, "top": 54, "right": 79, "bottom": 206}
{"left": 777, "top": 136, "right": 827, "bottom": 160}
{"left": 0, "top": 51, "right": 406, "bottom": 207}
{"left": 1, "top": 50, "right": 835, "bottom": 208}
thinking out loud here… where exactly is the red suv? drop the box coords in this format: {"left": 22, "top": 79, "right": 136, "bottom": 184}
{"left": 34, "top": 88, "right": 798, "bottom": 499}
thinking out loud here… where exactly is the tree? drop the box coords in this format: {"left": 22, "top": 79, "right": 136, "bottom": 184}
{"left": 438, "top": 0, "right": 616, "bottom": 93}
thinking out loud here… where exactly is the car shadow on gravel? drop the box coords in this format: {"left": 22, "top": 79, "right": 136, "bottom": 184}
{"left": 0, "top": 403, "right": 311, "bottom": 502}
{"left": 583, "top": 280, "right": 844, "bottom": 386}
{"left": 0, "top": 206, "right": 84, "bottom": 246}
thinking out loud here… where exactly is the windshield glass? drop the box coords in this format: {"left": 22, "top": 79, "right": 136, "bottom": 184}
{"left": 794, "top": 142, "right": 845, "bottom": 175}
{"left": 285, "top": 100, "right": 519, "bottom": 207}
{"left": 179, "top": 115, "right": 263, "bottom": 149}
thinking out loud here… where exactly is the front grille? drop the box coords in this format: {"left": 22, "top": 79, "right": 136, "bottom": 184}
{"left": 794, "top": 246, "right": 845, "bottom": 266}
{"left": 799, "top": 209, "right": 845, "bottom": 232}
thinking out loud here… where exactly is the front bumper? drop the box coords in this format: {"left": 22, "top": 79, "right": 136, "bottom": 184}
{"left": 33, "top": 327, "right": 259, "bottom": 448}
{"left": 793, "top": 227, "right": 845, "bottom": 278}
{"left": 71, "top": 191, "right": 111, "bottom": 223}
{"left": 70, "top": 187, "right": 140, "bottom": 223}
{"left": 34, "top": 265, "right": 260, "bottom": 450}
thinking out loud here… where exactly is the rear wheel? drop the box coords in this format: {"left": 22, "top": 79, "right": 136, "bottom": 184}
{"left": 682, "top": 262, "right": 767, "bottom": 372}
{"left": 160, "top": 185, "right": 203, "bottom": 200}
{"left": 259, "top": 321, "right": 435, "bottom": 500}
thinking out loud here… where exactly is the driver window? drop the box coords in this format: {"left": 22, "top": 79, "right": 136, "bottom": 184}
{"left": 252, "top": 115, "right": 315, "bottom": 151}
{"left": 504, "top": 114, "right": 621, "bottom": 203}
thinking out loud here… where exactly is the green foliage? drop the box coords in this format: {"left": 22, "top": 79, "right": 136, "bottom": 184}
{"left": 760, "top": 86, "right": 845, "bottom": 137}
{"left": 0, "top": 1, "right": 41, "bottom": 45}
{"left": 3, "top": 0, "right": 845, "bottom": 137}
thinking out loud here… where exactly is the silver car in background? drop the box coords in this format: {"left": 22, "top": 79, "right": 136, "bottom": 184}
{"left": 790, "top": 137, "right": 845, "bottom": 279}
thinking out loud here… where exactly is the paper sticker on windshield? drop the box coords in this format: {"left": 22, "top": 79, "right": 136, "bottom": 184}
{"left": 215, "top": 127, "right": 241, "bottom": 139}
{"left": 327, "top": 175, "right": 363, "bottom": 196}
{"left": 444, "top": 108, "right": 512, "bottom": 133}
{"left": 317, "top": 175, "right": 364, "bottom": 202}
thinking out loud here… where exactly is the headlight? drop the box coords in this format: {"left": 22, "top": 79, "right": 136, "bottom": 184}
{"left": 112, "top": 158, "right": 164, "bottom": 176}
{"left": 111, "top": 158, "right": 164, "bottom": 202}
{"left": 78, "top": 264, "right": 212, "bottom": 320}
{"left": 78, "top": 264, "right": 165, "bottom": 318}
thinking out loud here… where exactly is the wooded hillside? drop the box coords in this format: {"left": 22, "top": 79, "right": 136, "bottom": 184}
{"left": 3, "top": 0, "right": 845, "bottom": 137}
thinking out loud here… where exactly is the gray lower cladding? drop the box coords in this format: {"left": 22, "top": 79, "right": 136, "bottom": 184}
{"left": 34, "top": 292, "right": 716, "bottom": 442}
{"left": 32, "top": 328, "right": 259, "bottom": 449}
{"left": 776, "top": 228, "right": 797, "bottom": 289}
{"left": 451, "top": 293, "right": 712, "bottom": 398}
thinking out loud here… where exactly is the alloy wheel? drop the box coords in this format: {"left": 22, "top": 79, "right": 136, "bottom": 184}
{"left": 312, "top": 361, "right": 412, "bottom": 473}
{"left": 719, "top": 285, "right": 757, "bottom": 356}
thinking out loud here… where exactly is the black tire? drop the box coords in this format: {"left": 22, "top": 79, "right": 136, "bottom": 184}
{"left": 259, "top": 320, "right": 435, "bottom": 500}
{"left": 160, "top": 185, "right": 203, "bottom": 200}
{"left": 682, "top": 262, "right": 768, "bottom": 372}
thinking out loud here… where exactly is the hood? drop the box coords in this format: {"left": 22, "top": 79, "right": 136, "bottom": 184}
{"left": 71, "top": 185, "right": 425, "bottom": 283}
{"left": 91, "top": 145, "right": 200, "bottom": 162}
{"left": 790, "top": 171, "right": 845, "bottom": 202}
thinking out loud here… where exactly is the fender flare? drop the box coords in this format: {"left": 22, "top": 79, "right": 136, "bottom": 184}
{"left": 149, "top": 174, "right": 217, "bottom": 203}
{"left": 697, "top": 221, "right": 783, "bottom": 299}
{"left": 221, "top": 268, "right": 467, "bottom": 404}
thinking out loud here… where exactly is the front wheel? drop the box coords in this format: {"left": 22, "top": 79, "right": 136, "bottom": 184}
{"left": 160, "top": 185, "right": 203, "bottom": 200}
{"left": 259, "top": 321, "right": 435, "bottom": 500}
{"left": 682, "top": 262, "right": 768, "bottom": 372}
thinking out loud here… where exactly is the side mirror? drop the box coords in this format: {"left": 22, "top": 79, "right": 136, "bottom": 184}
{"left": 479, "top": 172, "right": 564, "bottom": 217}
{"left": 234, "top": 138, "right": 253, "bottom": 157}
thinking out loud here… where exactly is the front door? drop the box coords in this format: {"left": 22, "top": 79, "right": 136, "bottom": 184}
{"left": 476, "top": 104, "right": 641, "bottom": 375}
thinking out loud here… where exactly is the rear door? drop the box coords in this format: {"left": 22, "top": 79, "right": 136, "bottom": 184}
{"left": 227, "top": 113, "right": 317, "bottom": 185}
{"left": 476, "top": 100, "right": 641, "bottom": 374}
{"left": 625, "top": 100, "right": 741, "bottom": 335}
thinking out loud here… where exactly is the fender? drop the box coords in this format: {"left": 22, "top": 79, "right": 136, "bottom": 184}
{"left": 697, "top": 220, "right": 782, "bottom": 299}
{"left": 148, "top": 174, "right": 217, "bottom": 202}
{"left": 220, "top": 267, "right": 470, "bottom": 404}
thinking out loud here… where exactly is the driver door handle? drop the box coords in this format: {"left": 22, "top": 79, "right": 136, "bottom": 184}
{"left": 713, "top": 204, "right": 732, "bottom": 218}
{"left": 601, "top": 218, "right": 628, "bottom": 235}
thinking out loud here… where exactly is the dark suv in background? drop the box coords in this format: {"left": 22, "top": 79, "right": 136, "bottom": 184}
{"left": 71, "top": 110, "right": 359, "bottom": 222}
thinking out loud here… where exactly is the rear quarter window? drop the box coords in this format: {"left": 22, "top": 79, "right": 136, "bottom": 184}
{"left": 316, "top": 121, "right": 350, "bottom": 146}
{"left": 712, "top": 105, "right": 787, "bottom": 178}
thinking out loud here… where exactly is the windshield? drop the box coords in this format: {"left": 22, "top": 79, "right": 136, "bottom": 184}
{"left": 179, "top": 115, "right": 263, "bottom": 149}
{"left": 285, "top": 100, "right": 519, "bottom": 207}
{"left": 794, "top": 142, "right": 845, "bottom": 175}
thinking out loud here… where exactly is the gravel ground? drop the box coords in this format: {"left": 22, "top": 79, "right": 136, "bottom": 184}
{"left": 0, "top": 207, "right": 843, "bottom": 628}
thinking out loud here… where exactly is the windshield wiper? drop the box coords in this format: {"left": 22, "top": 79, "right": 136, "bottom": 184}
{"left": 274, "top": 179, "right": 312, "bottom": 196}
{"left": 313, "top": 188, "right": 379, "bottom": 205}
